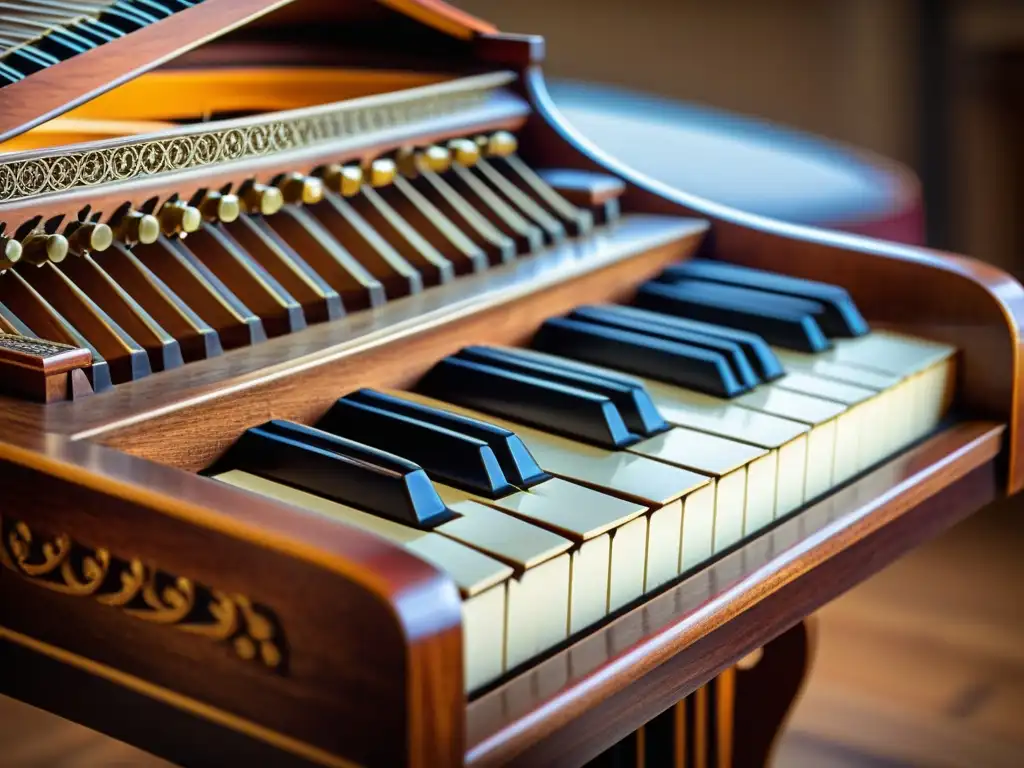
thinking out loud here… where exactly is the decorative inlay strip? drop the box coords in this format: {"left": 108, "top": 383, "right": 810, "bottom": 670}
{"left": 0, "top": 71, "right": 516, "bottom": 203}
{"left": 0, "top": 333, "right": 78, "bottom": 358}
{"left": 0, "top": 513, "right": 286, "bottom": 671}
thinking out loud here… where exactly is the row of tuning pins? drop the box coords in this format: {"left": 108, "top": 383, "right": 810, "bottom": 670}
{"left": 0, "top": 130, "right": 606, "bottom": 392}
{"left": 0, "top": 131, "right": 522, "bottom": 271}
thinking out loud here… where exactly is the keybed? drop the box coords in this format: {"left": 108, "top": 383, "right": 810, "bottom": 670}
{"left": 0, "top": 131, "right": 618, "bottom": 394}
{"left": 203, "top": 259, "right": 955, "bottom": 694}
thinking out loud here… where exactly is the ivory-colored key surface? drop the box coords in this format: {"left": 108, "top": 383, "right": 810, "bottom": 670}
{"left": 439, "top": 478, "right": 647, "bottom": 628}
{"left": 770, "top": 372, "right": 877, "bottom": 484}
{"left": 212, "top": 470, "right": 510, "bottom": 691}
{"left": 438, "top": 485, "right": 608, "bottom": 636}
{"left": 630, "top": 427, "right": 770, "bottom": 553}
{"left": 387, "top": 390, "right": 711, "bottom": 591}
{"left": 432, "top": 494, "right": 574, "bottom": 667}
{"left": 639, "top": 377, "right": 809, "bottom": 518}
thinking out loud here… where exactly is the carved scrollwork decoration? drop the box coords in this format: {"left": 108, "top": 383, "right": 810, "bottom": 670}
{"left": 0, "top": 73, "right": 511, "bottom": 202}
{"left": 0, "top": 514, "right": 287, "bottom": 673}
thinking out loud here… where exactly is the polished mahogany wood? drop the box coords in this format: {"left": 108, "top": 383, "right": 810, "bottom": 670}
{"left": 0, "top": 0, "right": 496, "bottom": 145}
{"left": 518, "top": 63, "right": 1024, "bottom": 494}
{"left": 0, "top": 0, "right": 291, "bottom": 143}
{"left": 0, "top": 429, "right": 464, "bottom": 768}
{"left": 464, "top": 422, "right": 1002, "bottom": 766}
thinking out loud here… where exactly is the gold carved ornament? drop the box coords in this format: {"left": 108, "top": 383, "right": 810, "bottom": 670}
{"left": 0, "top": 514, "right": 285, "bottom": 671}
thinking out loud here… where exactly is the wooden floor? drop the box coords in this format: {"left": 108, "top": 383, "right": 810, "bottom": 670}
{"left": 2, "top": 499, "right": 1022, "bottom": 767}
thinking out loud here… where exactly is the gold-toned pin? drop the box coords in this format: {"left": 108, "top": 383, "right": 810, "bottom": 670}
{"left": 0, "top": 235, "right": 21, "bottom": 270}
{"left": 240, "top": 183, "right": 284, "bottom": 216}
{"left": 485, "top": 131, "right": 518, "bottom": 157}
{"left": 318, "top": 164, "right": 364, "bottom": 197}
{"left": 21, "top": 232, "right": 69, "bottom": 265}
{"left": 447, "top": 138, "right": 480, "bottom": 167}
{"left": 67, "top": 222, "right": 113, "bottom": 254}
{"left": 421, "top": 145, "right": 452, "bottom": 173}
{"left": 117, "top": 211, "right": 160, "bottom": 245}
{"left": 158, "top": 200, "right": 202, "bottom": 236}
{"left": 198, "top": 192, "right": 241, "bottom": 223}
{"left": 368, "top": 158, "right": 397, "bottom": 188}
{"left": 276, "top": 173, "right": 324, "bottom": 205}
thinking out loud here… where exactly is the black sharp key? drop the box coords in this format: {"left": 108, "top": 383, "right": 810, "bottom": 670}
{"left": 133, "top": 0, "right": 174, "bottom": 17}
{"left": 0, "top": 62, "right": 22, "bottom": 84}
{"left": 588, "top": 304, "right": 785, "bottom": 381}
{"left": 417, "top": 357, "right": 639, "bottom": 449}
{"left": 658, "top": 259, "right": 869, "bottom": 337}
{"left": 455, "top": 345, "right": 670, "bottom": 437}
{"left": 5, "top": 49, "right": 46, "bottom": 75}
{"left": 214, "top": 420, "right": 453, "bottom": 529}
{"left": 531, "top": 316, "right": 748, "bottom": 398}
{"left": 317, "top": 398, "right": 514, "bottom": 498}
{"left": 568, "top": 305, "right": 760, "bottom": 389}
{"left": 343, "top": 389, "right": 550, "bottom": 488}
{"left": 633, "top": 280, "right": 832, "bottom": 353}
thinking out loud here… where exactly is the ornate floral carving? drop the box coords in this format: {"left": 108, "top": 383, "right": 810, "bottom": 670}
{"left": 0, "top": 76, "right": 506, "bottom": 203}
{"left": 1, "top": 514, "right": 286, "bottom": 672}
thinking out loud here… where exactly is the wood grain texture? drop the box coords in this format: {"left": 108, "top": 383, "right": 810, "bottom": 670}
{"left": 0, "top": 432, "right": 464, "bottom": 768}
{"left": 464, "top": 422, "right": 1003, "bottom": 766}
{"left": 518, "top": 64, "right": 1024, "bottom": 495}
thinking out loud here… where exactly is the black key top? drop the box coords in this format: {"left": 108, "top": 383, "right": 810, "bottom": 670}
{"left": 317, "top": 398, "right": 515, "bottom": 498}
{"left": 342, "top": 389, "right": 550, "bottom": 488}
{"left": 417, "top": 357, "right": 639, "bottom": 449}
{"left": 455, "top": 345, "right": 670, "bottom": 437}
{"left": 633, "top": 280, "right": 831, "bottom": 353}
{"left": 212, "top": 420, "right": 453, "bottom": 529}
{"left": 567, "top": 305, "right": 760, "bottom": 389}
{"left": 658, "top": 259, "right": 869, "bottom": 337}
{"left": 532, "top": 317, "right": 748, "bottom": 398}
{"left": 587, "top": 304, "right": 785, "bottom": 381}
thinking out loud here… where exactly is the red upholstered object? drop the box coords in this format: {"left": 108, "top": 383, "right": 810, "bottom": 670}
{"left": 547, "top": 80, "right": 925, "bottom": 246}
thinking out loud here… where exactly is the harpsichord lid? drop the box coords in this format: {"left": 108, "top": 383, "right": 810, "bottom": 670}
{"left": 0, "top": 0, "right": 497, "bottom": 144}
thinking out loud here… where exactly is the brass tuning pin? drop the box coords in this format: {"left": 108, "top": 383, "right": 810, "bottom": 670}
{"left": 368, "top": 158, "right": 397, "bottom": 188}
{"left": 117, "top": 211, "right": 160, "bottom": 245}
{"left": 158, "top": 200, "right": 202, "bottom": 237}
{"left": 198, "top": 191, "right": 241, "bottom": 223}
{"left": 447, "top": 138, "right": 480, "bottom": 167}
{"left": 240, "top": 183, "right": 285, "bottom": 216}
{"left": 395, "top": 146, "right": 451, "bottom": 178}
{"left": 0, "top": 235, "right": 21, "bottom": 271}
{"left": 21, "top": 232, "right": 69, "bottom": 265}
{"left": 481, "top": 131, "right": 518, "bottom": 158}
{"left": 320, "top": 164, "right": 364, "bottom": 197}
{"left": 67, "top": 222, "right": 113, "bottom": 254}
{"left": 276, "top": 173, "right": 324, "bottom": 205}
{"left": 421, "top": 145, "right": 452, "bottom": 173}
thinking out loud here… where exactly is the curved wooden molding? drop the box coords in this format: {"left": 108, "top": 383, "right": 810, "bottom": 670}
{"left": 0, "top": 432, "right": 464, "bottom": 767}
{"left": 520, "top": 65, "right": 1024, "bottom": 494}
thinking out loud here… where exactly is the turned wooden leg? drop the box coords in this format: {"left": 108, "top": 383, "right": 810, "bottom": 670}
{"left": 732, "top": 618, "right": 817, "bottom": 767}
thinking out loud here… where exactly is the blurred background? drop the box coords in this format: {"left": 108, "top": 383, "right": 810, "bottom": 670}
{"left": 447, "top": 1, "right": 1024, "bottom": 767}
